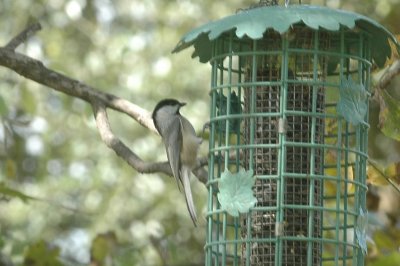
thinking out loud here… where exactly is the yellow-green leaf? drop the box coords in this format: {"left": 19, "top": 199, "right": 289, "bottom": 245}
{"left": 23, "top": 240, "right": 62, "bottom": 266}
{"left": 379, "top": 90, "right": 400, "bottom": 141}
{"left": 90, "top": 231, "right": 117, "bottom": 265}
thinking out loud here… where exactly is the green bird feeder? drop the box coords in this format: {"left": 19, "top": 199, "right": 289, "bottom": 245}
{"left": 173, "top": 2, "right": 399, "bottom": 266}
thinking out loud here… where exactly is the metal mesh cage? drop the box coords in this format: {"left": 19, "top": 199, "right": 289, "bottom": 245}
{"left": 241, "top": 27, "right": 327, "bottom": 266}
{"left": 206, "top": 25, "right": 370, "bottom": 266}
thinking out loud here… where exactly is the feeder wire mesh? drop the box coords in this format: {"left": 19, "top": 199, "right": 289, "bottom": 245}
{"left": 169, "top": 3, "right": 397, "bottom": 265}
{"left": 241, "top": 27, "right": 328, "bottom": 266}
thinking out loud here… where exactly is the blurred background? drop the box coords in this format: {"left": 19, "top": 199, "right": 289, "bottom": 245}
{"left": 0, "top": 0, "right": 399, "bottom": 265}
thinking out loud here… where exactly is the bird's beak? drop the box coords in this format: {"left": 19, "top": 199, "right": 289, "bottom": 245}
{"left": 179, "top": 102, "right": 186, "bottom": 107}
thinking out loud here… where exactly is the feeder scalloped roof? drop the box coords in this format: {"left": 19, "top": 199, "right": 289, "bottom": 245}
{"left": 173, "top": 5, "right": 399, "bottom": 67}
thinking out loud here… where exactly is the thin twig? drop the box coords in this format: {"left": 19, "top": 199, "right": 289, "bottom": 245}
{"left": 4, "top": 22, "right": 42, "bottom": 50}
{"left": 368, "top": 159, "right": 400, "bottom": 194}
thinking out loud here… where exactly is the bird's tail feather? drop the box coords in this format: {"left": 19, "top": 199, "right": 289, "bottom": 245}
{"left": 182, "top": 167, "right": 197, "bottom": 226}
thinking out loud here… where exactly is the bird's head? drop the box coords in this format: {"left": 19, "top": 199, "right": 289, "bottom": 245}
{"left": 152, "top": 98, "right": 186, "bottom": 132}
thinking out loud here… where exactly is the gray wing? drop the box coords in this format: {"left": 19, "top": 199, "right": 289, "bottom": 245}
{"left": 163, "top": 116, "right": 182, "bottom": 190}
{"left": 179, "top": 116, "right": 199, "bottom": 226}
{"left": 181, "top": 165, "right": 198, "bottom": 226}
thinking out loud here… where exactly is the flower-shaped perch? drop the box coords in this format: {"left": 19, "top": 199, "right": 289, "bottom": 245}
{"left": 336, "top": 76, "right": 368, "bottom": 126}
{"left": 217, "top": 169, "right": 257, "bottom": 217}
{"left": 355, "top": 207, "right": 368, "bottom": 255}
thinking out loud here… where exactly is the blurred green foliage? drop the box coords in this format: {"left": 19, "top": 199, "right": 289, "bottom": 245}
{"left": 0, "top": 0, "right": 399, "bottom": 265}
{"left": 23, "top": 240, "right": 63, "bottom": 266}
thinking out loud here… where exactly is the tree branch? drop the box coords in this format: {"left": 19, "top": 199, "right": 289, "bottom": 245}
{"left": 375, "top": 59, "right": 400, "bottom": 91}
{"left": 0, "top": 47, "right": 157, "bottom": 134}
{"left": 91, "top": 99, "right": 172, "bottom": 175}
{"left": 5, "top": 22, "right": 42, "bottom": 50}
{"left": 0, "top": 23, "right": 208, "bottom": 184}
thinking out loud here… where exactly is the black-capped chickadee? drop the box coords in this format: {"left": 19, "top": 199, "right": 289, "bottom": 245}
{"left": 152, "top": 99, "right": 202, "bottom": 226}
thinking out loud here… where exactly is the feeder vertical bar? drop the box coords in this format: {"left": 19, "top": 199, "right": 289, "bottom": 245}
{"left": 334, "top": 28, "right": 346, "bottom": 266}
{"left": 351, "top": 33, "right": 364, "bottom": 266}
{"left": 233, "top": 217, "right": 239, "bottom": 266}
{"left": 236, "top": 45, "right": 243, "bottom": 172}
{"left": 342, "top": 35, "right": 351, "bottom": 264}
{"left": 250, "top": 41, "right": 257, "bottom": 185}
{"left": 365, "top": 33, "right": 372, "bottom": 95}
{"left": 216, "top": 40, "right": 225, "bottom": 265}
{"left": 343, "top": 30, "right": 354, "bottom": 258}
{"left": 222, "top": 214, "right": 227, "bottom": 265}
{"left": 237, "top": 44, "right": 246, "bottom": 172}
{"left": 225, "top": 33, "right": 233, "bottom": 168}
{"left": 342, "top": 33, "right": 352, "bottom": 266}
{"left": 335, "top": 123, "right": 343, "bottom": 265}
{"left": 364, "top": 36, "right": 371, "bottom": 203}
{"left": 206, "top": 91, "right": 214, "bottom": 266}
{"left": 307, "top": 30, "right": 319, "bottom": 265}
{"left": 233, "top": 45, "right": 245, "bottom": 266}
{"left": 207, "top": 40, "right": 218, "bottom": 266}
{"left": 244, "top": 39, "right": 258, "bottom": 266}
{"left": 319, "top": 31, "right": 327, "bottom": 266}
{"left": 354, "top": 32, "right": 368, "bottom": 266}
{"left": 275, "top": 33, "right": 289, "bottom": 266}
{"left": 343, "top": 121, "right": 349, "bottom": 264}
{"left": 354, "top": 128, "right": 361, "bottom": 265}
{"left": 359, "top": 38, "right": 370, "bottom": 266}
{"left": 221, "top": 33, "right": 235, "bottom": 266}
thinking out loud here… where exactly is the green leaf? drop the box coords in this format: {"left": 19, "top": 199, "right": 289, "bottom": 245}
{"left": 336, "top": 76, "right": 368, "bottom": 125}
{"left": 0, "top": 182, "right": 37, "bottom": 203}
{"left": 23, "top": 240, "right": 63, "bottom": 266}
{"left": 368, "top": 252, "right": 400, "bottom": 266}
{"left": 379, "top": 90, "right": 400, "bottom": 141}
{"left": 90, "top": 232, "right": 117, "bottom": 265}
{"left": 217, "top": 169, "right": 257, "bottom": 217}
{"left": 373, "top": 228, "right": 400, "bottom": 251}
